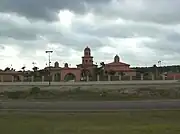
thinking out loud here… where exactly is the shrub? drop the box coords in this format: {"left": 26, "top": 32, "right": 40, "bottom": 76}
{"left": 6, "top": 91, "right": 25, "bottom": 99}
{"left": 74, "top": 87, "right": 81, "bottom": 93}
{"left": 100, "top": 91, "right": 107, "bottom": 97}
{"left": 30, "top": 87, "right": 41, "bottom": 94}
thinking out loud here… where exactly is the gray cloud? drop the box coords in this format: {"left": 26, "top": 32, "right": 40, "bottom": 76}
{"left": 0, "top": 0, "right": 180, "bottom": 69}
{"left": 0, "top": 44, "right": 5, "bottom": 50}
{"left": 0, "top": 12, "right": 105, "bottom": 52}
{"left": 143, "top": 30, "right": 180, "bottom": 59}
{"left": 72, "top": 20, "right": 172, "bottom": 39}
{"left": 93, "top": 0, "right": 180, "bottom": 24}
{"left": 0, "top": 0, "right": 110, "bottom": 21}
{"left": 1, "top": 0, "right": 180, "bottom": 24}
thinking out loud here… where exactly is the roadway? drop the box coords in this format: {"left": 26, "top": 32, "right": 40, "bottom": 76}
{"left": 0, "top": 100, "right": 180, "bottom": 112}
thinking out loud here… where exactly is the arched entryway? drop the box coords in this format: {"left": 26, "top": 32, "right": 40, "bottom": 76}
{"left": 54, "top": 73, "right": 60, "bottom": 81}
{"left": 64, "top": 73, "right": 76, "bottom": 81}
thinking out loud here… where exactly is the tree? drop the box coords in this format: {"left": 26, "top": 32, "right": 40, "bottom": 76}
{"left": 81, "top": 69, "right": 86, "bottom": 77}
{"left": 4, "top": 67, "right": 10, "bottom": 71}
{"left": 32, "top": 66, "right": 39, "bottom": 79}
{"left": 81, "top": 69, "right": 91, "bottom": 81}
{"left": 32, "top": 66, "right": 39, "bottom": 72}
{"left": 100, "top": 62, "right": 105, "bottom": 68}
{"left": 39, "top": 69, "right": 49, "bottom": 76}
{"left": 21, "top": 66, "right": 26, "bottom": 72}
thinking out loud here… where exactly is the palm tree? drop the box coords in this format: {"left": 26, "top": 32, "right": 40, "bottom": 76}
{"left": 81, "top": 69, "right": 86, "bottom": 81}
{"left": 100, "top": 62, "right": 105, "bottom": 68}
{"left": 99, "top": 62, "right": 106, "bottom": 79}
{"left": 32, "top": 66, "right": 39, "bottom": 72}
{"left": 4, "top": 67, "right": 10, "bottom": 71}
{"left": 21, "top": 66, "right": 26, "bottom": 72}
{"left": 81, "top": 69, "right": 91, "bottom": 81}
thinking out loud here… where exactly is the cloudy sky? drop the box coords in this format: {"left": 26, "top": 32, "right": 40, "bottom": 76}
{"left": 0, "top": 0, "right": 180, "bottom": 70}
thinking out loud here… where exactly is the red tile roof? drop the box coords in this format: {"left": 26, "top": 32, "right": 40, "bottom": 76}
{"left": 105, "top": 62, "right": 130, "bottom": 66}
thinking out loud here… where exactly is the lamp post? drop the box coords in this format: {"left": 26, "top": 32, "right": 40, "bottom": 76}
{"left": 45, "top": 50, "right": 53, "bottom": 86}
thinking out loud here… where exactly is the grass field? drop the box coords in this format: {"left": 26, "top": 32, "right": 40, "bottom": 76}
{"left": 0, "top": 110, "right": 180, "bottom": 134}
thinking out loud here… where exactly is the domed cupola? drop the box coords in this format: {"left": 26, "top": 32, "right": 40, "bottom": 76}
{"left": 64, "top": 63, "right": 68, "bottom": 68}
{"left": 84, "top": 46, "right": 91, "bottom": 56}
{"left": 114, "top": 55, "right": 120, "bottom": 63}
{"left": 84, "top": 46, "right": 90, "bottom": 51}
{"left": 54, "top": 61, "right": 59, "bottom": 68}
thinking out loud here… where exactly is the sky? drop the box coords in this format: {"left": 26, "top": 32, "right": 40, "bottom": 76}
{"left": 0, "top": 0, "right": 180, "bottom": 70}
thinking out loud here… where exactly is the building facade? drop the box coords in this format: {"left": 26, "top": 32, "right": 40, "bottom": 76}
{"left": 104, "top": 55, "right": 136, "bottom": 76}
{"left": 0, "top": 46, "right": 137, "bottom": 82}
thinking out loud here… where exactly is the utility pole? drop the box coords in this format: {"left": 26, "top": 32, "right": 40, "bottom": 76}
{"left": 45, "top": 50, "right": 53, "bottom": 86}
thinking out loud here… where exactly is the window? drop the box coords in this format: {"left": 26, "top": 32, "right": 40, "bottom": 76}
{"left": 85, "top": 60, "right": 88, "bottom": 63}
{"left": 89, "top": 60, "right": 92, "bottom": 62}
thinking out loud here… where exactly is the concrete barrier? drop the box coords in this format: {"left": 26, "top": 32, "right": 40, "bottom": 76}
{"left": 0, "top": 80, "right": 179, "bottom": 86}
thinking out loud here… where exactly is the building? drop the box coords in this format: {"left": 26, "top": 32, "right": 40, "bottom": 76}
{"left": 104, "top": 55, "right": 136, "bottom": 76}
{"left": 0, "top": 70, "right": 23, "bottom": 82}
{"left": 96, "top": 55, "right": 136, "bottom": 81}
{"left": 50, "top": 46, "right": 97, "bottom": 81}
{"left": 0, "top": 46, "right": 137, "bottom": 82}
{"left": 76, "top": 46, "right": 98, "bottom": 81}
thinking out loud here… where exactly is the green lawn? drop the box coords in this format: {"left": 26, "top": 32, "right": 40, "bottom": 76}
{"left": 0, "top": 110, "right": 180, "bottom": 134}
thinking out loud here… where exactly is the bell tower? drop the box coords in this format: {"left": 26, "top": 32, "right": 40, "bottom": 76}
{"left": 82, "top": 46, "right": 93, "bottom": 66}
{"left": 114, "top": 55, "right": 120, "bottom": 63}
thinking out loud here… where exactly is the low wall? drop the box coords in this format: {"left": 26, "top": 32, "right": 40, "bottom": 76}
{"left": 0, "top": 80, "right": 180, "bottom": 92}
{"left": 0, "top": 80, "right": 179, "bottom": 86}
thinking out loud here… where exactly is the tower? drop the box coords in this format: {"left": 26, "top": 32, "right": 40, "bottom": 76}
{"left": 82, "top": 46, "right": 93, "bottom": 66}
{"left": 114, "top": 55, "right": 120, "bottom": 63}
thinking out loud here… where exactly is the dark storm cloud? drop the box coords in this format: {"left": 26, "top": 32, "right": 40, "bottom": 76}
{"left": 92, "top": 0, "right": 180, "bottom": 24}
{"left": 0, "top": 0, "right": 110, "bottom": 21}
{"left": 0, "top": 0, "right": 180, "bottom": 24}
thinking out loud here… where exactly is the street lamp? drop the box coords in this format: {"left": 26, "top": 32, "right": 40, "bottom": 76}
{"left": 45, "top": 50, "right": 53, "bottom": 85}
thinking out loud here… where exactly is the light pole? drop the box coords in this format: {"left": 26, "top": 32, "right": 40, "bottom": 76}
{"left": 45, "top": 50, "right": 53, "bottom": 86}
